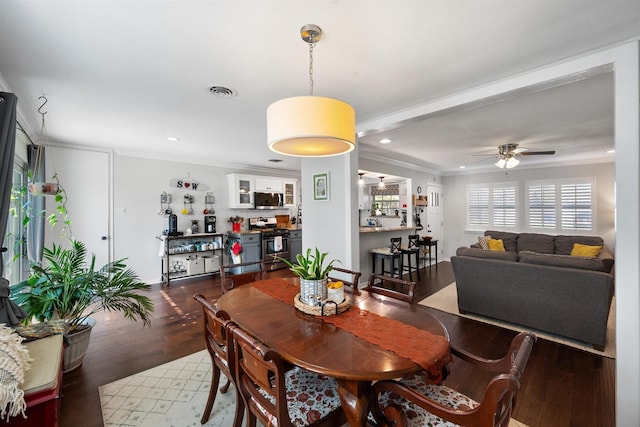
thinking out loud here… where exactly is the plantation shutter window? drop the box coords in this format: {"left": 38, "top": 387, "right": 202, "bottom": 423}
{"left": 493, "top": 186, "right": 517, "bottom": 227}
{"left": 467, "top": 186, "right": 490, "bottom": 227}
{"left": 528, "top": 184, "right": 556, "bottom": 229}
{"left": 561, "top": 182, "right": 593, "bottom": 230}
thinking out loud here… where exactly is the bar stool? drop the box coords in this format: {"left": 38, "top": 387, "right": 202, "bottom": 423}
{"left": 371, "top": 237, "right": 403, "bottom": 278}
{"left": 401, "top": 234, "right": 421, "bottom": 281}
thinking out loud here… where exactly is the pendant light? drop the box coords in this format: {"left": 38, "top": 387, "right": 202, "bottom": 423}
{"left": 358, "top": 173, "right": 365, "bottom": 186}
{"left": 378, "top": 176, "right": 386, "bottom": 189}
{"left": 267, "top": 24, "right": 356, "bottom": 157}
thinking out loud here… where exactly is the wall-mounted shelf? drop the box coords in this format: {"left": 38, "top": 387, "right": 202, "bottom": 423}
{"left": 413, "top": 195, "right": 428, "bottom": 206}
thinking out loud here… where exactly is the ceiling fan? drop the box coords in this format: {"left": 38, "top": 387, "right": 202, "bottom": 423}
{"left": 477, "top": 143, "right": 556, "bottom": 169}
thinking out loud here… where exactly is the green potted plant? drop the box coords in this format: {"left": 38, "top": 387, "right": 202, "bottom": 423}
{"left": 281, "top": 248, "right": 339, "bottom": 305}
{"left": 11, "top": 239, "right": 154, "bottom": 372}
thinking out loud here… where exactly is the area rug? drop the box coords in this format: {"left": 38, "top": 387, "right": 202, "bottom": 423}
{"left": 100, "top": 350, "right": 529, "bottom": 426}
{"left": 419, "top": 283, "right": 616, "bottom": 358}
{"left": 99, "top": 350, "right": 241, "bottom": 427}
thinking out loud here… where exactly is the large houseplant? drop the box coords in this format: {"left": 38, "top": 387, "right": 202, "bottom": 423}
{"left": 281, "top": 248, "right": 339, "bottom": 305}
{"left": 11, "top": 239, "right": 154, "bottom": 371}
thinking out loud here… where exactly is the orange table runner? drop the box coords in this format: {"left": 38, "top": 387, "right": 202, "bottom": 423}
{"left": 251, "top": 279, "right": 452, "bottom": 382}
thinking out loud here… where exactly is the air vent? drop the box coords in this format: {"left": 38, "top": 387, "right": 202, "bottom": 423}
{"left": 209, "top": 86, "right": 237, "bottom": 98}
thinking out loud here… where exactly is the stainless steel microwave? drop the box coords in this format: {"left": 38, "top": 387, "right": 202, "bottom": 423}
{"left": 254, "top": 192, "right": 283, "bottom": 209}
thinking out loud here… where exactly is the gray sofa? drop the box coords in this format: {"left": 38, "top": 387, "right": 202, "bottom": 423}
{"left": 451, "top": 230, "right": 614, "bottom": 350}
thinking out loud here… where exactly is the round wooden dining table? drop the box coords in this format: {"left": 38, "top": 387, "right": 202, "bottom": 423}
{"left": 216, "top": 277, "right": 450, "bottom": 427}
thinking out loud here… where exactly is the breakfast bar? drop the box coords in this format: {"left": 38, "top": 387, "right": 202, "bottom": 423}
{"left": 359, "top": 226, "right": 423, "bottom": 281}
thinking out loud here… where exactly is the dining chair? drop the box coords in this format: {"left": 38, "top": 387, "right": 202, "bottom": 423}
{"left": 327, "top": 266, "right": 362, "bottom": 295}
{"left": 366, "top": 273, "right": 416, "bottom": 303}
{"left": 370, "top": 237, "right": 403, "bottom": 278}
{"left": 231, "top": 325, "right": 346, "bottom": 427}
{"left": 400, "top": 234, "right": 421, "bottom": 281}
{"left": 370, "top": 332, "right": 537, "bottom": 427}
{"left": 220, "top": 260, "right": 266, "bottom": 294}
{"left": 193, "top": 294, "right": 243, "bottom": 427}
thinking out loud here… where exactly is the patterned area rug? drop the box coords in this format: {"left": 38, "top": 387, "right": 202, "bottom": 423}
{"left": 419, "top": 283, "right": 616, "bottom": 358}
{"left": 100, "top": 347, "right": 530, "bottom": 427}
{"left": 99, "top": 350, "right": 242, "bottom": 427}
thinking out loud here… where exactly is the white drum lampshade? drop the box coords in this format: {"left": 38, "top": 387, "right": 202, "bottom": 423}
{"left": 267, "top": 96, "right": 355, "bottom": 157}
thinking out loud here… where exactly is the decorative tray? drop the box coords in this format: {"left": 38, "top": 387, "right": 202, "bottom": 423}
{"left": 294, "top": 293, "right": 351, "bottom": 317}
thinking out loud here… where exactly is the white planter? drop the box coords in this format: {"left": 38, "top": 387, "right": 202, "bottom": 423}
{"left": 300, "top": 278, "right": 328, "bottom": 306}
{"left": 63, "top": 318, "right": 96, "bottom": 373}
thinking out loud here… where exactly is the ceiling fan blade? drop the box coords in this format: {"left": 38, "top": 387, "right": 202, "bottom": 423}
{"left": 520, "top": 150, "right": 556, "bottom": 156}
{"left": 512, "top": 147, "right": 528, "bottom": 154}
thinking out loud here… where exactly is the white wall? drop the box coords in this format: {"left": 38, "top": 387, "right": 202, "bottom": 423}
{"left": 300, "top": 150, "right": 359, "bottom": 272}
{"left": 113, "top": 154, "right": 298, "bottom": 283}
{"left": 442, "top": 162, "right": 616, "bottom": 258}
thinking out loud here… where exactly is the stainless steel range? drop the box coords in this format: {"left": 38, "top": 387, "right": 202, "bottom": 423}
{"left": 248, "top": 217, "right": 290, "bottom": 271}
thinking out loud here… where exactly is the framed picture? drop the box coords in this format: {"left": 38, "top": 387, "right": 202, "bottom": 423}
{"left": 313, "top": 172, "right": 329, "bottom": 201}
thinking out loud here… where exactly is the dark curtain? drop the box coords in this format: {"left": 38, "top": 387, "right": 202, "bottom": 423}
{"left": 0, "top": 92, "right": 18, "bottom": 278}
{"left": 27, "top": 144, "right": 45, "bottom": 265}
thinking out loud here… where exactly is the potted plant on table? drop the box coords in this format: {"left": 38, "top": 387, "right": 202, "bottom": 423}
{"left": 281, "top": 248, "right": 339, "bottom": 306}
{"left": 11, "top": 239, "right": 154, "bottom": 372}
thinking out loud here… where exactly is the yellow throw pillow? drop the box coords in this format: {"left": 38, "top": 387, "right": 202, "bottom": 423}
{"left": 571, "top": 243, "right": 602, "bottom": 258}
{"left": 488, "top": 238, "right": 505, "bottom": 252}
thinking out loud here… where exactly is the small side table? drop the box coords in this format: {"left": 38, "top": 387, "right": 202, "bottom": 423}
{"left": 418, "top": 239, "right": 438, "bottom": 272}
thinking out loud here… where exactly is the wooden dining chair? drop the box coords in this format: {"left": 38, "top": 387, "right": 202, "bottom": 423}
{"left": 193, "top": 294, "right": 243, "bottom": 426}
{"left": 327, "top": 266, "right": 362, "bottom": 295}
{"left": 401, "top": 234, "right": 421, "bottom": 281}
{"left": 366, "top": 273, "right": 416, "bottom": 303}
{"left": 231, "top": 325, "right": 346, "bottom": 427}
{"left": 220, "top": 260, "right": 266, "bottom": 294}
{"left": 370, "top": 332, "right": 536, "bottom": 427}
{"left": 371, "top": 237, "right": 403, "bottom": 277}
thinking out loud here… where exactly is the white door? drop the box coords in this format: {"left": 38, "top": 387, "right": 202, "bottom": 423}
{"left": 426, "top": 184, "right": 443, "bottom": 256}
{"left": 46, "top": 146, "right": 111, "bottom": 266}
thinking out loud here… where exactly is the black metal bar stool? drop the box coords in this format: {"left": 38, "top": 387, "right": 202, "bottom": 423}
{"left": 401, "top": 234, "right": 421, "bottom": 281}
{"left": 370, "top": 237, "right": 403, "bottom": 278}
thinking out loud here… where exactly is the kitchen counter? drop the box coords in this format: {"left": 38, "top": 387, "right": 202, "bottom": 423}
{"left": 359, "top": 226, "right": 420, "bottom": 233}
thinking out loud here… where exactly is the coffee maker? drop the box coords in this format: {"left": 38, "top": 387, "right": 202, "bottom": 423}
{"left": 204, "top": 215, "right": 217, "bottom": 233}
{"left": 167, "top": 214, "right": 180, "bottom": 236}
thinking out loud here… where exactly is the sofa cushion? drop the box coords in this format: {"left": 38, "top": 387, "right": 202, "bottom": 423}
{"left": 517, "top": 233, "right": 555, "bottom": 254}
{"left": 554, "top": 235, "right": 604, "bottom": 255}
{"left": 456, "top": 246, "right": 519, "bottom": 262}
{"left": 484, "top": 230, "right": 518, "bottom": 252}
{"left": 571, "top": 243, "right": 603, "bottom": 257}
{"left": 519, "top": 251, "right": 606, "bottom": 272}
{"left": 477, "top": 235, "right": 491, "bottom": 250}
{"left": 488, "top": 238, "right": 505, "bottom": 251}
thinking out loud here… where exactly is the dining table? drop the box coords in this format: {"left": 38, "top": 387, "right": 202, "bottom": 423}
{"left": 216, "top": 277, "right": 451, "bottom": 427}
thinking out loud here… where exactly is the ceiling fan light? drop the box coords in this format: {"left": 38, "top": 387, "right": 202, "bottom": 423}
{"left": 506, "top": 157, "right": 520, "bottom": 168}
{"left": 495, "top": 158, "right": 506, "bottom": 168}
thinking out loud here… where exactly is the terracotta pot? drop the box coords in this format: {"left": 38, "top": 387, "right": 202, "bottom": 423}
{"left": 63, "top": 318, "right": 96, "bottom": 373}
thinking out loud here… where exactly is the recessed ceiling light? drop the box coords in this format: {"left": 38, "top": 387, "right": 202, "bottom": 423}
{"left": 379, "top": 138, "right": 392, "bottom": 144}
{"left": 268, "top": 159, "right": 283, "bottom": 163}
{"left": 209, "top": 85, "right": 237, "bottom": 98}
{"left": 167, "top": 136, "right": 180, "bottom": 142}
{"left": 606, "top": 149, "right": 615, "bottom": 154}
{"left": 459, "top": 165, "right": 466, "bottom": 169}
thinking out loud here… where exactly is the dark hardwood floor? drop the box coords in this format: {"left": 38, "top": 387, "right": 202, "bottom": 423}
{"left": 60, "top": 262, "right": 615, "bottom": 427}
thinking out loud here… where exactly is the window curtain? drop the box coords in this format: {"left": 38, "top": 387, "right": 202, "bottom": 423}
{"left": 27, "top": 144, "right": 45, "bottom": 265}
{"left": 0, "top": 92, "right": 17, "bottom": 278}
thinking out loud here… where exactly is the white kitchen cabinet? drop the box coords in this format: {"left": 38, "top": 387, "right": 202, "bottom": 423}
{"left": 283, "top": 179, "right": 297, "bottom": 206}
{"left": 228, "top": 174, "right": 254, "bottom": 208}
{"left": 255, "top": 177, "right": 283, "bottom": 192}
